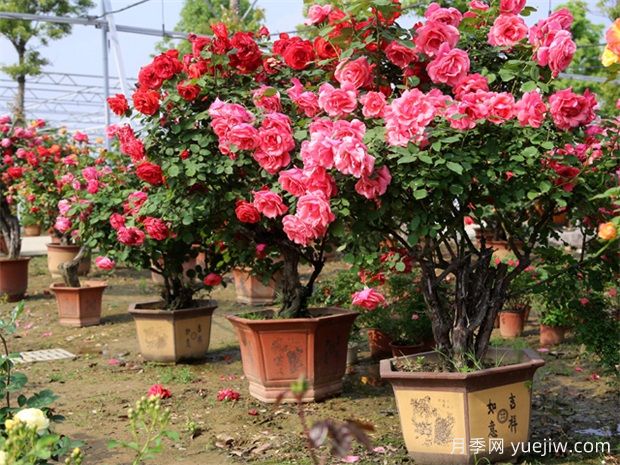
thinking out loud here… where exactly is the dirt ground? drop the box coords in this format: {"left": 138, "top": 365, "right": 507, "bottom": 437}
{"left": 2, "top": 256, "right": 618, "bottom": 465}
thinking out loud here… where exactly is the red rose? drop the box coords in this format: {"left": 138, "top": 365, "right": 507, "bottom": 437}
{"left": 132, "top": 89, "right": 160, "bottom": 116}
{"left": 109, "top": 213, "right": 126, "bottom": 230}
{"left": 282, "top": 38, "right": 315, "bottom": 70}
{"left": 6, "top": 166, "right": 23, "bottom": 179}
{"left": 117, "top": 226, "right": 145, "bottom": 246}
{"left": 229, "top": 32, "right": 262, "bottom": 74}
{"left": 235, "top": 200, "right": 260, "bottom": 223}
{"left": 313, "top": 36, "right": 339, "bottom": 60}
{"left": 147, "top": 384, "right": 171, "bottom": 399}
{"left": 143, "top": 217, "right": 169, "bottom": 240}
{"left": 211, "top": 22, "right": 228, "bottom": 40}
{"left": 203, "top": 273, "right": 223, "bottom": 287}
{"left": 120, "top": 137, "right": 145, "bottom": 162}
{"left": 152, "top": 51, "right": 182, "bottom": 80}
{"left": 137, "top": 63, "right": 163, "bottom": 90}
{"left": 385, "top": 41, "right": 418, "bottom": 68}
{"left": 180, "top": 149, "right": 190, "bottom": 160}
{"left": 107, "top": 94, "right": 129, "bottom": 116}
{"left": 136, "top": 162, "right": 164, "bottom": 185}
{"left": 177, "top": 81, "right": 200, "bottom": 101}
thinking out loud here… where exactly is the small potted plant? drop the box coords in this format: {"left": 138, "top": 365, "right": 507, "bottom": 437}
{"left": 20, "top": 210, "right": 41, "bottom": 237}
{"left": 231, "top": 240, "right": 282, "bottom": 305}
{"left": 498, "top": 260, "right": 538, "bottom": 338}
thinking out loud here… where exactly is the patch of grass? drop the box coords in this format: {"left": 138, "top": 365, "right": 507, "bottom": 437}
{"left": 490, "top": 336, "right": 529, "bottom": 350}
{"left": 157, "top": 366, "right": 195, "bottom": 384}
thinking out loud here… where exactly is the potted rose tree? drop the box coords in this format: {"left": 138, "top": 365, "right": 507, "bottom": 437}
{"left": 119, "top": 16, "right": 398, "bottom": 400}
{"left": 283, "top": 0, "right": 620, "bottom": 463}
{"left": 0, "top": 116, "right": 44, "bottom": 300}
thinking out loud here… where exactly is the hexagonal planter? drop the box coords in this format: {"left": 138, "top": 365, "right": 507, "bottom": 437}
{"left": 50, "top": 280, "right": 107, "bottom": 327}
{"left": 380, "top": 348, "right": 544, "bottom": 465}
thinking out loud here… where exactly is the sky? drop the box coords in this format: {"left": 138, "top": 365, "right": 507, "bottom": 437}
{"left": 0, "top": 0, "right": 613, "bottom": 132}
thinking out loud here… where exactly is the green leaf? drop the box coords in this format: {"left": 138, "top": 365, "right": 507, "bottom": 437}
{"left": 446, "top": 161, "right": 463, "bottom": 175}
{"left": 521, "top": 81, "right": 538, "bottom": 92}
{"left": 413, "top": 189, "right": 428, "bottom": 199}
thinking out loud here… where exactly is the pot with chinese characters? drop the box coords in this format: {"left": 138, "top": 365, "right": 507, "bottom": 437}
{"left": 129, "top": 300, "right": 216, "bottom": 363}
{"left": 380, "top": 348, "right": 544, "bottom": 465}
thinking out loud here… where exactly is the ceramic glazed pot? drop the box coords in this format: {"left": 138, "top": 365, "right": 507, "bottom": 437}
{"left": 0, "top": 257, "right": 30, "bottom": 302}
{"left": 46, "top": 244, "right": 90, "bottom": 278}
{"left": 50, "top": 280, "right": 107, "bottom": 327}
{"left": 367, "top": 328, "right": 393, "bottom": 359}
{"left": 539, "top": 324, "right": 566, "bottom": 346}
{"left": 227, "top": 308, "right": 358, "bottom": 403}
{"left": 129, "top": 300, "right": 216, "bottom": 363}
{"left": 499, "top": 312, "right": 525, "bottom": 338}
{"left": 23, "top": 224, "right": 41, "bottom": 237}
{"left": 232, "top": 268, "right": 280, "bottom": 305}
{"left": 381, "top": 348, "right": 544, "bottom": 465}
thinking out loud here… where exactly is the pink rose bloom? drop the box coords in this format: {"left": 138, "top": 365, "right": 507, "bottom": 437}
{"left": 252, "top": 150, "right": 291, "bottom": 174}
{"left": 143, "top": 217, "right": 169, "bottom": 240}
{"left": 334, "top": 57, "right": 373, "bottom": 90}
{"left": 286, "top": 79, "right": 320, "bottom": 117}
{"left": 548, "top": 88, "right": 597, "bottom": 130}
{"left": 424, "top": 3, "right": 462, "bottom": 27}
{"left": 279, "top": 168, "right": 307, "bottom": 196}
{"left": 351, "top": 287, "right": 386, "bottom": 310}
{"left": 453, "top": 73, "right": 489, "bottom": 99}
{"left": 488, "top": 15, "right": 528, "bottom": 47}
{"left": 426, "top": 44, "right": 470, "bottom": 87}
{"left": 95, "top": 256, "right": 115, "bottom": 270}
{"left": 256, "top": 125, "right": 294, "bottom": 157}
{"left": 515, "top": 90, "right": 547, "bottom": 127}
{"left": 414, "top": 21, "right": 460, "bottom": 57}
{"left": 295, "top": 191, "right": 335, "bottom": 236}
{"left": 0, "top": 115, "right": 10, "bottom": 124}
{"left": 469, "top": 0, "right": 489, "bottom": 10}
{"left": 109, "top": 213, "right": 126, "bottom": 230}
{"left": 86, "top": 179, "right": 100, "bottom": 194}
{"left": 73, "top": 131, "right": 89, "bottom": 143}
{"left": 203, "top": 273, "right": 223, "bottom": 287}
{"left": 71, "top": 180, "right": 82, "bottom": 191}
{"left": 282, "top": 214, "right": 315, "bottom": 245}
{"left": 252, "top": 86, "right": 282, "bottom": 113}
{"left": 305, "top": 4, "right": 332, "bottom": 25}
{"left": 1, "top": 138, "right": 10, "bottom": 148}
{"left": 253, "top": 189, "right": 288, "bottom": 218}
{"left": 117, "top": 226, "right": 146, "bottom": 246}
{"left": 445, "top": 102, "right": 478, "bottom": 130}
{"left": 384, "top": 41, "right": 418, "bottom": 68}
{"left": 500, "top": 0, "right": 526, "bottom": 14}
{"left": 331, "top": 119, "right": 366, "bottom": 140}
{"left": 547, "top": 30, "right": 576, "bottom": 77}
{"left": 81, "top": 167, "right": 99, "bottom": 181}
{"left": 300, "top": 138, "right": 336, "bottom": 170}
{"left": 355, "top": 166, "right": 392, "bottom": 199}
{"left": 261, "top": 112, "right": 294, "bottom": 136}
{"left": 486, "top": 92, "right": 515, "bottom": 123}
{"left": 334, "top": 137, "right": 375, "bottom": 178}
{"left": 57, "top": 199, "right": 71, "bottom": 216}
{"left": 384, "top": 89, "right": 438, "bottom": 147}
{"left": 255, "top": 243, "right": 267, "bottom": 259}
{"left": 303, "top": 166, "right": 337, "bottom": 198}
{"left": 359, "top": 91, "right": 387, "bottom": 118}
{"left": 54, "top": 216, "right": 72, "bottom": 233}
{"left": 217, "top": 388, "right": 240, "bottom": 402}
{"left": 228, "top": 123, "right": 259, "bottom": 151}
{"left": 318, "top": 83, "right": 357, "bottom": 117}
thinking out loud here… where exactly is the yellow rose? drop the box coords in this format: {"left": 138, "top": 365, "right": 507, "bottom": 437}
{"left": 598, "top": 222, "right": 617, "bottom": 241}
{"left": 601, "top": 46, "right": 620, "bottom": 67}
{"left": 14, "top": 408, "right": 50, "bottom": 433}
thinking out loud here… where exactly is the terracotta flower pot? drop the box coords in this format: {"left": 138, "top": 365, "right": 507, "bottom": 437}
{"left": 46, "top": 244, "right": 90, "bottom": 278}
{"left": 381, "top": 348, "right": 545, "bottom": 465}
{"left": 539, "top": 324, "right": 566, "bottom": 346}
{"left": 50, "top": 280, "right": 107, "bottom": 327}
{"left": 129, "top": 300, "right": 216, "bottom": 363}
{"left": 150, "top": 246, "right": 206, "bottom": 285}
{"left": 227, "top": 308, "right": 358, "bottom": 403}
{"left": 0, "top": 257, "right": 30, "bottom": 302}
{"left": 499, "top": 312, "right": 524, "bottom": 338}
{"left": 367, "top": 328, "right": 393, "bottom": 359}
{"left": 232, "top": 268, "right": 280, "bottom": 305}
{"left": 23, "top": 224, "right": 41, "bottom": 237}
{"left": 389, "top": 341, "right": 426, "bottom": 358}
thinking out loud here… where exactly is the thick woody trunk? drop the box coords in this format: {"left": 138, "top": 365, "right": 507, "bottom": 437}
{"left": 59, "top": 246, "right": 88, "bottom": 287}
{"left": 278, "top": 247, "right": 311, "bottom": 319}
{"left": 0, "top": 186, "right": 21, "bottom": 259}
{"left": 14, "top": 75, "right": 26, "bottom": 127}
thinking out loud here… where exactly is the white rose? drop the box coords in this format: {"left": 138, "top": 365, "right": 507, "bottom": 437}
{"left": 14, "top": 408, "right": 50, "bottom": 433}
{"left": 0, "top": 450, "right": 6, "bottom": 465}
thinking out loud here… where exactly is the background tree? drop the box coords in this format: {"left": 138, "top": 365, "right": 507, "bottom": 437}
{"left": 0, "top": 0, "right": 93, "bottom": 125}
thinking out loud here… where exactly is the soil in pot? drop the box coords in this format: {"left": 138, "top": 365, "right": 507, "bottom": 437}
{"left": 129, "top": 300, "right": 216, "bottom": 363}
{"left": 50, "top": 280, "right": 107, "bottom": 327}
{"left": 0, "top": 257, "right": 30, "bottom": 302}
{"left": 539, "top": 324, "right": 566, "bottom": 346}
{"left": 227, "top": 308, "right": 358, "bottom": 403}
{"left": 499, "top": 311, "right": 525, "bottom": 338}
{"left": 46, "top": 244, "right": 90, "bottom": 278}
{"left": 381, "top": 348, "right": 545, "bottom": 465}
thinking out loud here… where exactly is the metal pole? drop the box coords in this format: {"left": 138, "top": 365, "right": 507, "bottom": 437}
{"left": 101, "top": 1, "right": 111, "bottom": 150}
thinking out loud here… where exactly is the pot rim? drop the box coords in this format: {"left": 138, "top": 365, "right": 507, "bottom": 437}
{"left": 0, "top": 256, "right": 31, "bottom": 263}
{"left": 380, "top": 347, "right": 544, "bottom": 381}
{"left": 49, "top": 280, "right": 108, "bottom": 291}
{"left": 129, "top": 299, "right": 218, "bottom": 316}
{"left": 46, "top": 243, "right": 81, "bottom": 250}
{"left": 226, "top": 307, "right": 358, "bottom": 324}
